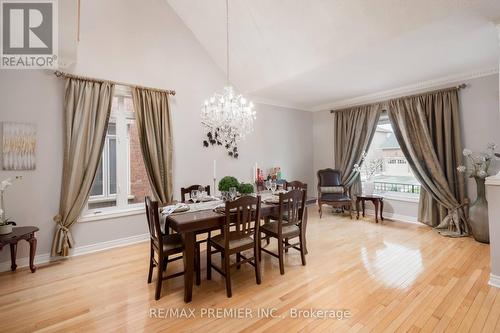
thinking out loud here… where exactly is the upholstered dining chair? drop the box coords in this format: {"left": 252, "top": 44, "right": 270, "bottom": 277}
{"left": 260, "top": 189, "right": 307, "bottom": 275}
{"left": 206, "top": 195, "right": 262, "bottom": 297}
{"left": 317, "top": 168, "right": 352, "bottom": 218}
{"left": 180, "top": 185, "right": 210, "bottom": 203}
{"left": 180, "top": 184, "right": 211, "bottom": 286}
{"left": 145, "top": 196, "right": 190, "bottom": 300}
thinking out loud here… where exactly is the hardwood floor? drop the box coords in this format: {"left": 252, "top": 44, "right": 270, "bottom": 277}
{"left": 0, "top": 210, "right": 498, "bottom": 332}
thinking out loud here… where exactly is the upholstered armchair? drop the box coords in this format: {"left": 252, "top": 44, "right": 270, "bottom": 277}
{"left": 317, "top": 168, "right": 352, "bottom": 218}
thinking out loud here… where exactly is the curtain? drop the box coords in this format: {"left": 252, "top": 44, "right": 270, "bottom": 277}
{"left": 51, "top": 78, "right": 114, "bottom": 256}
{"left": 334, "top": 104, "right": 382, "bottom": 196}
{"left": 388, "top": 88, "right": 467, "bottom": 236}
{"left": 132, "top": 87, "right": 173, "bottom": 205}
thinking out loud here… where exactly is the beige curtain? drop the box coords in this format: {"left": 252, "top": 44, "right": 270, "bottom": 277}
{"left": 388, "top": 88, "right": 467, "bottom": 236}
{"left": 132, "top": 87, "right": 173, "bottom": 204}
{"left": 52, "top": 78, "right": 114, "bottom": 256}
{"left": 334, "top": 104, "right": 382, "bottom": 196}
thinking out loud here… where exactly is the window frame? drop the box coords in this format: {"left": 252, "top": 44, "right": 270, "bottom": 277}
{"left": 81, "top": 86, "right": 146, "bottom": 220}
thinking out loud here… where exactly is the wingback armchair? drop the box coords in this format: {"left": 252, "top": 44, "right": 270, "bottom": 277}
{"left": 317, "top": 168, "right": 352, "bottom": 219}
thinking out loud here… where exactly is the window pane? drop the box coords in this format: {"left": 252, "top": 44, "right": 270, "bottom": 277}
{"left": 128, "top": 121, "right": 153, "bottom": 204}
{"left": 361, "top": 121, "right": 421, "bottom": 196}
{"left": 107, "top": 123, "right": 116, "bottom": 135}
{"left": 109, "top": 138, "right": 117, "bottom": 194}
{"left": 90, "top": 159, "right": 103, "bottom": 196}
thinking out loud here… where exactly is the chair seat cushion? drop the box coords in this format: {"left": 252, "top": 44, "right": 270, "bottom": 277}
{"left": 261, "top": 222, "right": 300, "bottom": 237}
{"left": 320, "top": 193, "right": 351, "bottom": 202}
{"left": 162, "top": 233, "right": 184, "bottom": 252}
{"left": 211, "top": 233, "right": 254, "bottom": 250}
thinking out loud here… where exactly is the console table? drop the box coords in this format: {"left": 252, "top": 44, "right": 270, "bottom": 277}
{"left": 356, "top": 194, "right": 384, "bottom": 223}
{"left": 0, "top": 226, "right": 38, "bottom": 273}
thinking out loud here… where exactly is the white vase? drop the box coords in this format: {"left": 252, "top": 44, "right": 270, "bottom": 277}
{"left": 0, "top": 224, "right": 12, "bottom": 235}
{"left": 363, "top": 180, "right": 375, "bottom": 195}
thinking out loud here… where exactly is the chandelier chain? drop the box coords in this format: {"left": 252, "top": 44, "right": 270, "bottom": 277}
{"left": 226, "top": 0, "right": 230, "bottom": 84}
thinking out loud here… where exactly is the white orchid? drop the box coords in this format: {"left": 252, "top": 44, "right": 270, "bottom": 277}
{"left": 457, "top": 165, "right": 466, "bottom": 173}
{"left": 0, "top": 178, "right": 12, "bottom": 192}
{"left": 478, "top": 170, "right": 488, "bottom": 178}
{"left": 458, "top": 143, "right": 497, "bottom": 179}
{"left": 462, "top": 149, "right": 473, "bottom": 157}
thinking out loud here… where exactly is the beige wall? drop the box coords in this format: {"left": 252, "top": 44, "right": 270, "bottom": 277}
{"left": 0, "top": 0, "right": 313, "bottom": 266}
{"left": 312, "top": 74, "right": 500, "bottom": 221}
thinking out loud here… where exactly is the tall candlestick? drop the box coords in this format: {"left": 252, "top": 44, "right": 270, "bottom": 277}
{"left": 213, "top": 159, "right": 217, "bottom": 179}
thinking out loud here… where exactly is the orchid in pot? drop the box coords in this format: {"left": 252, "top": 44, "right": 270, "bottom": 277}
{"left": 457, "top": 143, "right": 497, "bottom": 243}
{"left": 354, "top": 152, "right": 383, "bottom": 195}
{"left": 0, "top": 178, "right": 16, "bottom": 235}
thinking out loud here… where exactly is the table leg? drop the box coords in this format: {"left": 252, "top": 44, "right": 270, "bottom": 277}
{"left": 10, "top": 243, "right": 17, "bottom": 271}
{"left": 362, "top": 200, "right": 365, "bottom": 217}
{"left": 182, "top": 231, "right": 195, "bottom": 303}
{"left": 374, "top": 200, "right": 379, "bottom": 223}
{"left": 356, "top": 199, "right": 360, "bottom": 220}
{"left": 380, "top": 200, "right": 384, "bottom": 221}
{"left": 28, "top": 236, "right": 37, "bottom": 273}
{"left": 303, "top": 207, "right": 308, "bottom": 255}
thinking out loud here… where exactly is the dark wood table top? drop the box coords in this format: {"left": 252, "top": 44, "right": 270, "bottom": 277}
{"left": 0, "top": 226, "right": 39, "bottom": 244}
{"left": 166, "top": 197, "right": 317, "bottom": 233}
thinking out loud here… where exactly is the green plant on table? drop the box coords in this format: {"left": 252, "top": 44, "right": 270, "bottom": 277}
{"left": 238, "top": 183, "right": 254, "bottom": 194}
{"left": 218, "top": 176, "right": 240, "bottom": 192}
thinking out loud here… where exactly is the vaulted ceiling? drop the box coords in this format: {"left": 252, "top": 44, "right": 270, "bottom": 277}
{"left": 166, "top": 0, "right": 500, "bottom": 111}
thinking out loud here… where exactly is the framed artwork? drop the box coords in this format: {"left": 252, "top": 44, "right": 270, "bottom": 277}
{"left": 1, "top": 122, "right": 37, "bottom": 170}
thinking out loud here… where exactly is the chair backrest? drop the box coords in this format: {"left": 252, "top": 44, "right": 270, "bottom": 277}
{"left": 285, "top": 180, "right": 307, "bottom": 192}
{"left": 278, "top": 189, "right": 306, "bottom": 230}
{"left": 180, "top": 185, "right": 211, "bottom": 203}
{"left": 224, "top": 195, "right": 261, "bottom": 245}
{"left": 145, "top": 196, "right": 163, "bottom": 251}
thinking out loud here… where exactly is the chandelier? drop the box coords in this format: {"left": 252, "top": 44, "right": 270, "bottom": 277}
{"left": 201, "top": 0, "right": 256, "bottom": 158}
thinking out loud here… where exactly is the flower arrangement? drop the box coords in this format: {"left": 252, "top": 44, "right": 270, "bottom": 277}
{"left": 0, "top": 179, "right": 17, "bottom": 232}
{"left": 457, "top": 143, "right": 497, "bottom": 178}
{"left": 353, "top": 152, "right": 383, "bottom": 180}
{"left": 218, "top": 176, "right": 240, "bottom": 192}
{"left": 238, "top": 182, "right": 254, "bottom": 194}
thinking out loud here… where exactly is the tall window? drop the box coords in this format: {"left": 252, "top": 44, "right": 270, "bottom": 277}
{"left": 360, "top": 114, "right": 421, "bottom": 200}
{"left": 85, "top": 86, "right": 152, "bottom": 214}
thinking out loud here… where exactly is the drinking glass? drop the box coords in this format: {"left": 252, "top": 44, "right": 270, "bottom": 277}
{"left": 191, "top": 190, "right": 200, "bottom": 203}
{"left": 271, "top": 181, "right": 277, "bottom": 194}
{"left": 198, "top": 186, "right": 206, "bottom": 201}
{"left": 229, "top": 187, "right": 237, "bottom": 201}
{"left": 265, "top": 180, "right": 272, "bottom": 192}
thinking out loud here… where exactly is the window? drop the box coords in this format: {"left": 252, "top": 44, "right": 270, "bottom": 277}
{"left": 85, "top": 87, "right": 152, "bottom": 215}
{"left": 360, "top": 114, "right": 421, "bottom": 200}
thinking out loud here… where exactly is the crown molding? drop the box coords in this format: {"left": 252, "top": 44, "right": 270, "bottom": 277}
{"left": 247, "top": 95, "right": 310, "bottom": 112}
{"left": 310, "top": 67, "right": 499, "bottom": 112}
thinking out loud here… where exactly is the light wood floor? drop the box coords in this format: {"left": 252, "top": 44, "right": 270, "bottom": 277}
{"left": 0, "top": 210, "right": 498, "bottom": 333}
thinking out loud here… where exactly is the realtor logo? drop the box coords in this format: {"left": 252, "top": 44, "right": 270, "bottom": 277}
{"left": 1, "top": 0, "right": 58, "bottom": 68}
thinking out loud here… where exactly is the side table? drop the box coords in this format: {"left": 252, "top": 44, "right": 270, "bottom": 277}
{"left": 0, "top": 226, "right": 39, "bottom": 273}
{"left": 356, "top": 194, "right": 384, "bottom": 223}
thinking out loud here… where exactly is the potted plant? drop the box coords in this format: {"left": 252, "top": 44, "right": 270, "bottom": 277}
{"left": 457, "top": 143, "right": 497, "bottom": 243}
{"left": 0, "top": 178, "right": 16, "bottom": 235}
{"left": 238, "top": 182, "right": 255, "bottom": 195}
{"left": 218, "top": 176, "right": 240, "bottom": 201}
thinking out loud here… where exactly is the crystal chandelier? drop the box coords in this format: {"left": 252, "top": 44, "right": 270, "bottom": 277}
{"left": 201, "top": 0, "right": 256, "bottom": 158}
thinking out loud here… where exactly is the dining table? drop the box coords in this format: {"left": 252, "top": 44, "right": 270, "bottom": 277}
{"left": 163, "top": 194, "right": 317, "bottom": 303}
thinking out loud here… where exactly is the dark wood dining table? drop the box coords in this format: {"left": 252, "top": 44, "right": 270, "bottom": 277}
{"left": 164, "top": 196, "right": 317, "bottom": 302}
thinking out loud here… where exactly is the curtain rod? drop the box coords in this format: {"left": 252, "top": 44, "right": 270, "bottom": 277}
{"left": 330, "top": 83, "right": 467, "bottom": 113}
{"left": 54, "top": 71, "right": 176, "bottom": 96}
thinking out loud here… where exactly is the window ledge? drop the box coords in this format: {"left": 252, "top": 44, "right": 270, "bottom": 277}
{"left": 379, "top": 193, "right": 420, "bottom": 203}
{"left": 79, "top": 205, "right": 145, "bottom": 223}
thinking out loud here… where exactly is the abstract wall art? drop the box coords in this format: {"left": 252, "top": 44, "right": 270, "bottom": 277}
{"left": 1, "top": 122, "right": 37, "bottom": 170}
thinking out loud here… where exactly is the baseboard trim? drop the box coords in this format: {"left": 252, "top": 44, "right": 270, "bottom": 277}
{"left": 364, "top": 209, "right": 418, "bottom": 224}
{"left": 0, "top": 233, "right": 149, "bottom": 273}
{"left": 489, "top": 274, "right": 500, "bottom": 289}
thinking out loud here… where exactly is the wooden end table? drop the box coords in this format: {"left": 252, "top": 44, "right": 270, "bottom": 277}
{"left": 356, "top": 194, "right": 384, "bottom": 223}
{"left": 0, "top": 226, "right": 39, "bottom": 273}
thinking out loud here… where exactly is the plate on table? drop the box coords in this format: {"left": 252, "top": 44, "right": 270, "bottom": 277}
{"left": 162, "top": 203, "right": 190, "bottom": 215}
{"left": 263, "top": 195, "right": 280, "bottom": 204}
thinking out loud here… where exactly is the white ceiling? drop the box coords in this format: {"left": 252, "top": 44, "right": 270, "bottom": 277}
{"left": 166, "top": 0, "right": 500, "bottom": 111}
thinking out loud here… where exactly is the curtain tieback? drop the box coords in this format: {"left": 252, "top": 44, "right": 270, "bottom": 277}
{"left": 53, "top": 214, "right": 69, "bottom": 231}
{"left": 52, "top": 214, "right": 75, "bottom": 251}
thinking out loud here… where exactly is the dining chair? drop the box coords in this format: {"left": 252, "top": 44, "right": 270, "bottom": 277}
{"left": 285, "top": 180, "right": 307, "bottom": 193}
{"left": 145, "top": 196, "right": 190, "bottom": 300}
{"left": 206, "top": 195, "right": 262, "bottom": 297}
{"left": 260, "top": 189, "right": 307, "bottom": 275}
{"left": 317, "top": 168, "right": 352, "bottom": 218}
{"left": 180, "top": 184, "right": 211, "bottom": 286}
{"left": 180, "top": 184, "right": 211, "bottom": 203}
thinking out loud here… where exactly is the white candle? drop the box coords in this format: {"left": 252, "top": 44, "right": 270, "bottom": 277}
{"left": 254, "top": 162, "right": 258, "bottom": 182}
{"left": 213, "top": 159, "right": 217, "bottom": 179}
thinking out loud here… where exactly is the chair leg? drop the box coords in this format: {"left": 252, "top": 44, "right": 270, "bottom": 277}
{"left": 155, "top": 255, "right": 163, "bottom": 300}
{"left": 236, "top": 252, "right": 241, "bottom": 270}
{"left": 206, "top": 242, "right": 212, "bottom": 280}
{"left": 254, "top": 243, "right": 261, "bottom": 285}
{"left": 224, "top": 252, "right": 232, "bottom": 298}
{"left": 162, "top": 257, "right": 168, "bottom": 271}
{"left": 147, "top": 245, "right": 154, "bottom": 284}
{"left": 284, "top": 238, "right": 289, "bottom": 253}
{"left": 195, "top": 243, "right": 201, "bottom": 286}
{"left": 278, "top": 236, "right": 285, "bottom": 275}
{"left": 300, "top": 232, "right": 307, "bottom": 266}
{"left": 319, "top": 203, "right": 322, "bottom": 218}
